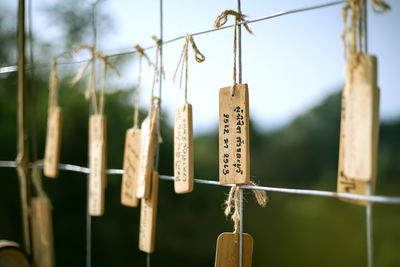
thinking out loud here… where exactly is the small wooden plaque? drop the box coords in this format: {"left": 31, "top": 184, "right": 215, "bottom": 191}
{"left": 89, "top": 115, "right": 107, "bottom": 216}
{"left": 343, "top": 55, "right": 379, "bottom": 181}
{"left": 31, "top": 196, "right": 55, "bottom": 267}
{"left": 44, "top": 107, "right": 62, "bottom": 178}
{"left": 139, "top": 171, "right": 159, "bottom": 254}
{"left": 219, "top": 84, "right": 250, "bottom": 184}
{"left": 337, "top": 54, "right": 379, "bottom": 205}
{"left": 136, "top": 114, "right": 157, "bottom": 199}
{"left": 121, "top": 128, "right": 141, "bottom": 207}
{"left": 174, "top": 103, "right": 194, "bottom": 194}
{"left": 215, "top": 232, "right": 253, "bottom": 267}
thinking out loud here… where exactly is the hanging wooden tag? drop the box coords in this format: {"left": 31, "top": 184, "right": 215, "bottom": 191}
{"left": 215, "top": 232, "right": 253, "bottom": 267}
{"left": 337, "top": 54, "right": 379, "bottom": 205}
{"left": 89, "top": 114, "right": 107, "bottom": 216}
{"left": 343, "top": 55, "right": 379, "bottom": 181}
{"left": 121, "top": 127, "right": 141, "bottom": 207}
{"left": 139, "top": 171, "right": 159, "bottom": 254}
{"left": 136, "top": 114, "right": 157, "bottom": 199}
{"left": 219, "top": 84, "right": 250, "bottom": 185}
{"left": 174, "top": 103, "right": 194, "bottom": 194}
{"left": 44, "top": 107, "right": 62, "bottom": 178}
{"left": 31, "top": 196, "right": 55, "bottom": 267}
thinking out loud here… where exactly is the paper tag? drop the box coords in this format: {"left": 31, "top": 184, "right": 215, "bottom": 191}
{"left": 31, "top": 196, "right": 55, "bottom": 267}
{"left": 219, "top": 84, "right": 250, "bottom": 184}
{"left": 136, "top": 114, "right": 157, "bottom": 199}
{"left": 44, "top": 107, "right": 62, "bottom": 178}
{"left": 215, "top": 232, "right": 253, "bottom": 267}
{"left": 121, "top": 128, "right": 141, "bottom": 207}
{"left": 174, "top": 103, "right": 194, "bottom": 194}
{"left": 343, "top": 55, "right": 379, "bottom": 181}
{"left": 89, "top": 115, "right": 107, "bottom": 216}
{"left": 139, "top": 171, "right": 159, "bottom": 253}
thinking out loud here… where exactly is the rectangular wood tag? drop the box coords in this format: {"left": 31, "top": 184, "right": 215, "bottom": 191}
{"left": 219, "top": 84, "right": 250, "bottom": 184}
{"left": 343, "top": 55, "right": 379, "bottom": 181}
{"left": 215, "top": 232, "right": 253, "bottom": 267}
{"left": 31, "top": 196, "right": 55, "bottom": 267}
{"left": 139, "top": 171, "right": 159, "bottom": 254}
{"left": 174, "top": 103, "right": 194, "bottom": 194}
{"left": 337, "top": 55, "right": 379, "bottom": 205}
{"left": 121, "top": 127, "right": 141, "bottom": 207}
{"left": 44, "top": 107, "right": 62, "bottom": 178}
{"left": 136, "top": 114, "right": 157, "bottom": 199}
{"left": 89, "top": 115, "right": 107, "bottom": 216}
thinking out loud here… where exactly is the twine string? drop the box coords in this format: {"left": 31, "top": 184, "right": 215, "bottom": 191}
{"left": 151, "top": 36, "right": 165, "bottom": 100}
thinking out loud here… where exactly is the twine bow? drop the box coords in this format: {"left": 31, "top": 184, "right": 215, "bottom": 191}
{"left": 173, "top": 34, "right": 205, "bottom": 103}
{"left": 224, "top": 182, "right": 267, "bottom": 234}
{"left": 214, "top": 10, "right": 252, "bottom": 91}
{"left": 71, "top": 44, "right": 120, "bottom": 115}
{"left": 133, "top": 45, "right": 153, "bottom": 129}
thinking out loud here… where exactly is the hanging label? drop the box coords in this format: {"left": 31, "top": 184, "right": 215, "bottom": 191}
{"left": 44, "top": 107, "right": 62, "bottom": 178}
{"left": 136, "top": 114, "right": 157, "bottom": 199}
{"left": 219, "top": 84, "right": 250, "bottom": 184}
{"left": 338, "top": 55, "right": 379, "bottom": 205}
{"left": 139, "top": 171, "right": 159, "bottom": 254}
{"left": 31, "top": 196, "right": 55, "bottom": 267}
{"left": 121, "top": 127, "right": 141, "bottom": 207}
{"left": 89, "top": 115, "right": 107, "bottom": 216}
{"left": 215, "top": 232, "right": 253, "bottom": 267}
{"left": 343, "top": 55, "right": 379, "bottom": 181}
{"left": 174, "top": 103, "right": 194, "bottom": 194}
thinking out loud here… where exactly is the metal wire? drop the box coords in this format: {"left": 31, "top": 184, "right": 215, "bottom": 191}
{"left": 0, "top": 0, "right": 347, "bottom": 74}
{"left": 1, "top": 161, "right": 400, "bottom": 205}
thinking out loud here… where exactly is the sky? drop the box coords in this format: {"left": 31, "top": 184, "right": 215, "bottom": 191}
{"left": 3, "top": 0, "right": 400, "bottom": 135}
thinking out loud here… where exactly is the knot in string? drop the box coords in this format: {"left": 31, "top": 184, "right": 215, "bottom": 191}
{"left": 173, "top": 34, "right": 205, "bottom": 103}
{"left": 133, "top": 44, "right": 153, "bottom": 129}
{"left": 214, "top": 10, "right": 252, "bottom": 90}
{"left": 224, "top": 181, "right": 267, "bottom": 233}
{"left": 151, "top": 36, "right": 165, "bottom": 100}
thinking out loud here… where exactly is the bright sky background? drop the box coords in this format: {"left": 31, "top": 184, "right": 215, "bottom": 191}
{"left": 3, "top": 0, "right": 400, "bottom": 135}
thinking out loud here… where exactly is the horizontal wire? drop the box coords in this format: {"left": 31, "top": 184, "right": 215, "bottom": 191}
{"left": 0, "top": 0, "right": 346, "bottom": 74}
{"left": 1, "top": 160, "right": 400, "bottom": 205}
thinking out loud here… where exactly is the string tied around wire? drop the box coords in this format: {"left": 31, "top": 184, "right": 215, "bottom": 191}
{"left": 224, "top": 182, "right": 267, "bottom": 234}
{"left": 150, "top": 35, "right": 165, "bottom": 100}
{"left": 70, "top": 44, "right": 120, "bottom": 115}
{"left": 48, "top": 52, "right": 71, "bottom": 114}
{"left": 133, "top": 44, "right": 153, "bottom": 129}
{"left": 173, "top": 34, "right": 205, "bottom": 103}
{"left": 214, "top": 10, "right": 253, "bottom": 93}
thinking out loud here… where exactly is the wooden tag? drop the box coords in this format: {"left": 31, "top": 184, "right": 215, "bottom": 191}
{"left": 338, "top": 54, "right": 379, "bottom": 205}
{"left": 136, "top": 114, "right": 157, "bottom": 199}
{"left": 121, "top": 127, "right": 141, "bottom": 207}
{"left": 343, "top": 55, "right": 379, "bottom": 181}
{"left": 174, "top": 103, "right": 194, "bottom": 194}
{"left": 44, "top": 107, "right": 62, "bottom": 178}
{"left": 89, "top": 115, "right": 107, "bottom": 216}
{"left": 31, "top": 196, "right": 55, "bottom": 267}
{"left": 215, "top": 232, "right": 253, "bottom": 267}
{"left": 139, "top": 171, "right": 159, "bottom": 254}
{"left": 219, "top": 84, "right": 250, "bottom": 184}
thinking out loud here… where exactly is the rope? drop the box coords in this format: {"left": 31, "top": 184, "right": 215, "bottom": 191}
{"left": 173, "top": 34, "right": 205, "bottom": 103}
{"left": 214, "top": 10, "right": 252, "bottom": 90}
{"left": 150, "top": 36, "right": 165, "bottom": 100}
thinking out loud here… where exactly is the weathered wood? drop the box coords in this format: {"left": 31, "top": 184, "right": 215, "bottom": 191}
{"left": 121, "top": 127, "right": 141, "bottom": 207}
{"left": 174, "top": 103, "right": 194, "bottom": 194}
{"left": 139, "top": 171, "right": 159, "bottom": 253}
{"left": 44, "top": 107, "right": 62, "bottom": 178}
{"left": 0, "top": 241, "right": 30, "bottom": 267}
{"left": 219, "top": 84, "right": 250, "bottom": 184}
{"left": 215, "top": 232, "right": 253, "bottom": 267}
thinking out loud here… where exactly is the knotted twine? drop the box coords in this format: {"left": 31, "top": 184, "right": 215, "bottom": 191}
{"left": 225, "top": 182, "right": 267, "bottom": 234}
{"left": 48, "top": 52, "right": 71, "bottom": 115}
{"left": 71, "top": 45, "right": 120, "bottom": 115}
{"left": 133, "top": 45, "right": 153, "bottom": 129}
{"left": 214, "top": 10, "right": 252, "bottom": 93}
{"left": 173, "top": 34, "right": 205, "bottom": 103}
{"left": 341, "top": 0, "right": 389, "bottom": 82}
